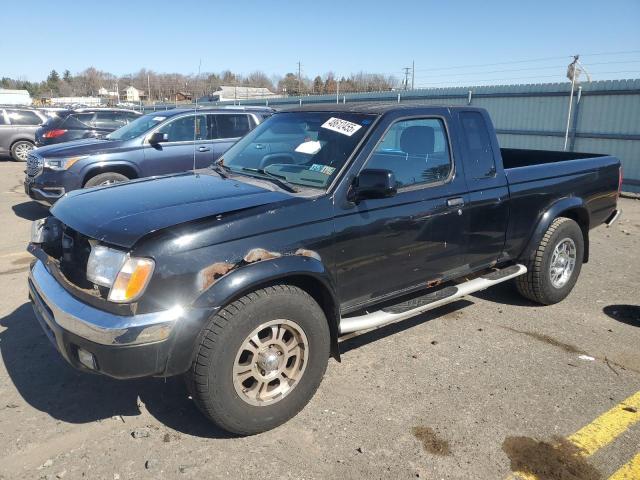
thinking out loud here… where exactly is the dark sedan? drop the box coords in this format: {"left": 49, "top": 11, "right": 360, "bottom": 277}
{"left": 35, "top": 108, "right": 141, "bottom": 146}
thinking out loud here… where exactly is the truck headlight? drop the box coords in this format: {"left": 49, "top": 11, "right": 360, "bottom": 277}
{"left": 43, "top": 155, "right": 87, "bottom": 171}
{"left": 87, "top": 245, "right": 155, "bottom": 303}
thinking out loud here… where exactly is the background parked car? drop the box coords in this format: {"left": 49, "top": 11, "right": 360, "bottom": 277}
{"left": 35, "top": 108, "right": 141, "bottom": 146}
{"left": 24, "top": 107, "right": 273, "bottom": 204}
{"left": 0, "top": 106, "right": 47, "bottom": 161}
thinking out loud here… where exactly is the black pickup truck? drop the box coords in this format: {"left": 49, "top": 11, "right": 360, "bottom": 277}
{"left": 27, "top": 104, "right": 622, "bottom": 435}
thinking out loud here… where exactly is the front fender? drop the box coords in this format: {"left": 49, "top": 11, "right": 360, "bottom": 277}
{"left": 194, "top": 254, "right": 338, "bottom": 310}
{"left": 520, "top": 196, "right": 590, "bottom": 262}
{"left": 79, "top": 160, "right": 141, "bottom": 180}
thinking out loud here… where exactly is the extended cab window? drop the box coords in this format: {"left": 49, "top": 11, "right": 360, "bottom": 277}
{"left": 157, "top": 114, "right": 208, "bottom": 142}
{"left": 367, "top": 118, "right": 451, "bottom": 188}
{"left": 460, "top": 111, "right": 496, "bottom": 178}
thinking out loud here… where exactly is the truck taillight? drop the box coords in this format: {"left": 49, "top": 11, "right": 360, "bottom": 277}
{"left": 43, "top": 129, "right": 67, "bottom": 139}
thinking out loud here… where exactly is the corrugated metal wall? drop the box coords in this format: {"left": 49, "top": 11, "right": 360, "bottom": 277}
{"left": 198, "top": 79, "right": 640, "bottom": 192}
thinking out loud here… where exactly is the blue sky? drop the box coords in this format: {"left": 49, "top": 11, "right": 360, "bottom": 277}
{"left": 1, "top": 0, "right": 639, "bottom": 86}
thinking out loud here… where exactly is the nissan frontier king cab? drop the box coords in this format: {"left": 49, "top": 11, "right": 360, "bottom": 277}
{"left": 27, "top": 104, "right": 622, "bottom": 435}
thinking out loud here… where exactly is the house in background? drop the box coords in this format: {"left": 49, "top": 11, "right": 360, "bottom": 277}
{"left": 198, "top": 85, "right": 276, "bottom": 103}
{"left": 124, "top": 86, "right": 145, "bottom": 102}
{"left": 176, "top": 91, "right": 193, "bottom": 102}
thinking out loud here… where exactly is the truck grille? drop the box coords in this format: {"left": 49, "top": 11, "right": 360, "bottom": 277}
{"left": 26, "top": 152, "right": 43, "bottom": 177}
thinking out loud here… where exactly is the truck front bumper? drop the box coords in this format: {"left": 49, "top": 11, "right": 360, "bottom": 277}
{"left": 28, "top": 260, "right": 203, "bottom": 379}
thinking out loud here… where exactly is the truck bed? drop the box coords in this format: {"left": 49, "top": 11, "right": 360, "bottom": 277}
{"left": 500, "top": 148, "right": 603, "bottom": 169}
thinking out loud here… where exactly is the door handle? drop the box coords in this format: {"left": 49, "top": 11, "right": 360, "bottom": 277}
{"left": 197, "top": 146, "right": 211, "bottom": 152}
{"left": 447, "top": 197, "right": 464, "bottom": 207}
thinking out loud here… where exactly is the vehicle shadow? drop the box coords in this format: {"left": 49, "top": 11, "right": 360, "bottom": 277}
{"left": 340, "top": 299, "right": 474, "bottom": 354}
{"left": 12, "top": 201, "right": 49, "bottom": 221}
{"left": 470, "top": 281, "right": 538, "bottom": 307}
{"left": 603, "top": 304, "right": 640, "bottom": 327}
{"left": 0, "top": 303, "right": 235, "bottom": 439}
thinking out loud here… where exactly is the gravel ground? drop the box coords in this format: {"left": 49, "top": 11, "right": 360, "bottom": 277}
{"left": 0, "top": 160, "right": 638, "bottom": 480}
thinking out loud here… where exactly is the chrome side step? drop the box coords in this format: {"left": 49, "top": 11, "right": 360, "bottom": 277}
{"left": 338, "top": 264, "right": 527, "bottom": 335}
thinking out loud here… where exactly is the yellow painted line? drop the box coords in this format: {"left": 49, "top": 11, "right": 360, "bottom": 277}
{"left": 505, "top": 391, "right": 640, "bottom": 480}
{"left": 608, "top": 452, "right": 640, "bottom": 480}
{"left": 568, "top": 391, "right": 640, "bottom": 456}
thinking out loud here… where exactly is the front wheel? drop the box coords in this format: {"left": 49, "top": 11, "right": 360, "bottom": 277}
{"left": 516, "top": 217, "right": 584, "bottom": 305}
{"left": 185, "top": 285, "right": 330, "bottom": 435}
{"left": 10, "top": 140, "right": 34, "bottom": 162}
{"left": 83, "top": 172, "right": 129, "bottom": 188}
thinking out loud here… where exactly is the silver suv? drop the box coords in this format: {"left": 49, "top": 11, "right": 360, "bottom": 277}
{"left": 0, "top": 107, "right": 47, "bottom": 161}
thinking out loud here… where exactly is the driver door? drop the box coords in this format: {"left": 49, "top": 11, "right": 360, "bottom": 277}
{"left": 333, "top": 114, "right": 470, "bottom": 311}
{"left": 141, "top": 114, "right": 214, "bottom": 176}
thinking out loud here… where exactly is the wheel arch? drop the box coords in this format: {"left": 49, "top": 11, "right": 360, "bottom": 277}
{"left": 82, "top": 162, "right": 140, "bottom": 186}
{"left": 193, "top": 255, "right": 342, "bottom": 361}
{"left": 521, "top": 197, "right": 590, "bottom": 264}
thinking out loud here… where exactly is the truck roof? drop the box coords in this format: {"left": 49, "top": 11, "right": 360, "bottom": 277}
{"left": 283, "top": 102, "right": 479, "bottom": 114}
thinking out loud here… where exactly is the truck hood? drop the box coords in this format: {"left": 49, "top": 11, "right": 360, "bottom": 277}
{"left": 35, "top": 138, "right": 129, "bottom": 157}
{"left": 50, "top": 172, "right": 291, "bottom": 248}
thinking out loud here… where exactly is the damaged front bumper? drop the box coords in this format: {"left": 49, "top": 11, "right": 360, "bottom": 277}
{"left": 28, "top": 260, "right": 196, "bottom": 379}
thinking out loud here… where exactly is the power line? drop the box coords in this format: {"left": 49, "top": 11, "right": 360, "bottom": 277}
{"left": 413, "top": 70, "right": 640, "bottom": 87}
{"left": 396, "top": 50, "right": 640, "bottom": 76}
{"left": 411, "top": 59, "right": 640, "bottom": 80}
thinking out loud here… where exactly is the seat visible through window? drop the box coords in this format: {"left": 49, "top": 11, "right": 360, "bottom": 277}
{"left": 367, "top": 118, "right": 451, "bottom": 188}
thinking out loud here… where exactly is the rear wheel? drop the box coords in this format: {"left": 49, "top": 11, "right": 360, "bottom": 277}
{"left": 516, "top": 217, "right": 584, "bottom": 305}
{"left": 10, "top": 140, "right": 34, "bottom": 162}
{"left": 185, "top": 285, "right": 330, "bottom": 435}
{"left": 83, "top": 172, "right": 129, "bottom": 188}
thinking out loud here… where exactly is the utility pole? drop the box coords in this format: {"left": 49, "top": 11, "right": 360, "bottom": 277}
{"left": 297, "top": 61, "right": 302, "bottom": 96}
{"left": 402, "top": 67, "right": 411, "bottom": 90}
{"left": 564, "top": 54, "right": 589, "bottom": 151}
{"left": 411, "top": 60, "right": 415, "bottom": 90}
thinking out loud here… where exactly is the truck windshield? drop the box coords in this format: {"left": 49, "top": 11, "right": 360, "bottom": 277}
{"left": 219, "top": 112, "right": 376, "bottom": 189}
{"left": 106, "top": 114, "right": 167, "bottom": 141}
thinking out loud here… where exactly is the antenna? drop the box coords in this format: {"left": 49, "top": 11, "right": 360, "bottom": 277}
{"left": 192, "top": 59, "right": 202, "bottom": 172}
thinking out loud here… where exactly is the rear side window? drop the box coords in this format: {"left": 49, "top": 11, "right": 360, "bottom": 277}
{"left": 6, "top": 109, "right": 43, "bottom": 125}
{"left": 94, "top": 112, "right": 126, "bottom": 129}
{"left": 157, "top": 114, "right": 207, "bottom": 142}
{"left": 213, "top": 114, "right": 251, "bottom": 139}
{"left": 460, "top": 111, "right": 496, "bottom": 179}
{"left": 0, "top": 111, "right": 6, "bottom": 125}
{"left": 366, "top": 118, "right": 452, "bottom": 188}
{"left": 63, "top": 113, "right": 95, "bottom": 129}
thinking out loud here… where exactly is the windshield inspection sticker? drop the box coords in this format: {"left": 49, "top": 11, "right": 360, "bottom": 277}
{"left": 309, "top": 164, "right": 336, "bottom": 175}
{"left": 295, "top": 140, "right": 322, "bottom": 155}
{"left": 321, "top": 117, "right": 362, "bottom": 136}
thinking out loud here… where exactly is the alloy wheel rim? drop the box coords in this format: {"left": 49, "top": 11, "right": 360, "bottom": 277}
{"left": 549, "top": 237, "right": 576, "bottom": 288}
{"left": 15, "top": 143, "right": 32, "bottom": 161}
{"left": 233, "top": 319, "right": 308, "bottom": 406}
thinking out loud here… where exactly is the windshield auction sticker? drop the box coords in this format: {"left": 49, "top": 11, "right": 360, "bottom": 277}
{"left": 321, "top": 117, "right": 362, "bottom": 136}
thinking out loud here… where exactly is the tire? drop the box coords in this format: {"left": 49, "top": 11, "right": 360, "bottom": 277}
{"left": 10, "top": 140, "right": 34, "bottom": 162}
{"left": 516, "top": 217, "right": 584, "bottom": 305}
{"left": 185, "top": 284, "right": 330, "bottom": 435}
{"left": 83, "top": 172, "right": 129, "bottom": 188}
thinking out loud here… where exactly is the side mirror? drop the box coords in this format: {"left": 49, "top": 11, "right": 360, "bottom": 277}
{"left": 349, "top": 169, "right": 397, "bottom": 202}
{"left": 148, "top": 132, "right": 168, "bottom": 144}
